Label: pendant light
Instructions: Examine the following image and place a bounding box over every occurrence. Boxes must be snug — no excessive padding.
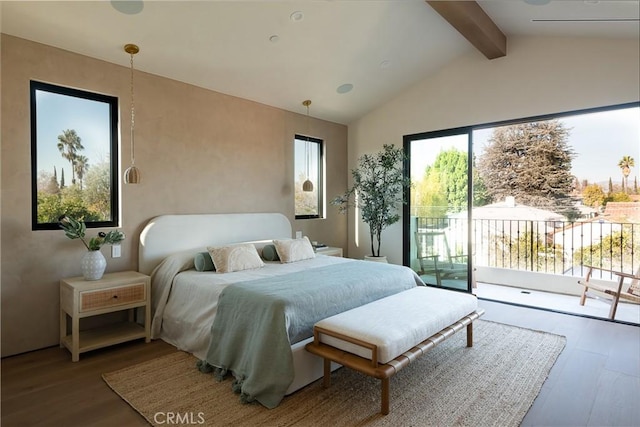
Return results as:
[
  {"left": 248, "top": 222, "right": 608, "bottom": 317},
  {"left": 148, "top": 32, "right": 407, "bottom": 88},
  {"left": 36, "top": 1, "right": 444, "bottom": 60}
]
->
[
  {"left": 302, "top": 100, "right": 314, "bottom": 192},
  {"left": 124, "top": 43, "right": 140, "bottom": 184}
]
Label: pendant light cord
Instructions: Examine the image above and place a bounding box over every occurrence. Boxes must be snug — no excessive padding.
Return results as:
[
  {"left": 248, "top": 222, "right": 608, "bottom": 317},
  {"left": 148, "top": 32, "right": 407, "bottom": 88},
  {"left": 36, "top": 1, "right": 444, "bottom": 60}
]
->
[
  {"left": 129, "top": 52, "right": 136, "bottom": 167},
  {"left": 301, "top": 99, "right": 314, "bottom": 192},
  {"left": 306, "top": 103, "right": 310, "bottom": 179}
]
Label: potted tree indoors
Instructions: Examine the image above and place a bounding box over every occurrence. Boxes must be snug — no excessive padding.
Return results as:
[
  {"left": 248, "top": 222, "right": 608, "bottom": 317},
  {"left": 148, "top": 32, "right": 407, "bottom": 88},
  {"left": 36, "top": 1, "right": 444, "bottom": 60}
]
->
[{"left": 332, "top": 144, "right": 410, "bottom": 261}]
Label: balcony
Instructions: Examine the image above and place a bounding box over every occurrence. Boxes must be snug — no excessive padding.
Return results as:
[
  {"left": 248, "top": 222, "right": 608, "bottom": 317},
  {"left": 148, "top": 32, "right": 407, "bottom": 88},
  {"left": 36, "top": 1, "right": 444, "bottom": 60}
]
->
[
  {"left": 475, "top": 280, "right": 640, "bottom": 324},
  {"left": 411, "top": 217, "right": 640, "bottom": 324}
]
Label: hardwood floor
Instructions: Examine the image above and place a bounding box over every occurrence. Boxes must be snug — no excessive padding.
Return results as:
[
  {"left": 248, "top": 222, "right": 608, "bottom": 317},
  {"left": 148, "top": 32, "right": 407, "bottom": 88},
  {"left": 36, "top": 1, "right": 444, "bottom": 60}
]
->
[
  {"left": 479, "top": 300, "right": 640, "bottom": 427},
  {"left": 1, "top": 339, "right": 177, "bottom": 427},
  {"left": 1, "top": 301, "right": 639, "bottom": 426}
]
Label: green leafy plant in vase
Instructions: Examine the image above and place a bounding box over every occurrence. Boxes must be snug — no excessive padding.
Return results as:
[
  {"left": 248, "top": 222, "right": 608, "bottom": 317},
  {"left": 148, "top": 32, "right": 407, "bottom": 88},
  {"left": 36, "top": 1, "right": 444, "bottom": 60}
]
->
[{"left": 59, "top": 216, "right": 125, "bottom": 280}]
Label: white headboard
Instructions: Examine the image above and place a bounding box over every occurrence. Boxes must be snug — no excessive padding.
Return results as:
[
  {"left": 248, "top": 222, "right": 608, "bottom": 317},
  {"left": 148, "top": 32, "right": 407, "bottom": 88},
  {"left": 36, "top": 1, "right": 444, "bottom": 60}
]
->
[{"left": 138, "top": 213, "right": 292, "bottom": 274}]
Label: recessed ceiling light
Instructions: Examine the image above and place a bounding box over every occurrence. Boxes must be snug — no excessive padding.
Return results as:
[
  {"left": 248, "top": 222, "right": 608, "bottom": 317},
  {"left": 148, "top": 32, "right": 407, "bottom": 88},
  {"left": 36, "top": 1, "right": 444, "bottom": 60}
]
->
[
  {"left": 269, "top": 35, "right": 280, "bottom": 43},
  {"left": 337, "top": 83, "right": 353, "bottom": 94},
  {"left": 111, "top": 0, "right": 144, "bottom": 15},
  {"left": 290, "top": 11, "right": 304, "bottom": 22}
]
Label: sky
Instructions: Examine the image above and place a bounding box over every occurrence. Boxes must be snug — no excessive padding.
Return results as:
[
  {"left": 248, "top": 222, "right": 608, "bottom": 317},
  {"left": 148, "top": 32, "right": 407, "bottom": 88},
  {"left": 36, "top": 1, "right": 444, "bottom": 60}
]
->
[
  {"left": 38, "top": 89, "right": 637, "bottom": 192},
  {"left": 36, "top": 89, "right": 112, "bottom": 183},
  {"left": 412, "top": 105, "right": 640, "bottom": 186}
]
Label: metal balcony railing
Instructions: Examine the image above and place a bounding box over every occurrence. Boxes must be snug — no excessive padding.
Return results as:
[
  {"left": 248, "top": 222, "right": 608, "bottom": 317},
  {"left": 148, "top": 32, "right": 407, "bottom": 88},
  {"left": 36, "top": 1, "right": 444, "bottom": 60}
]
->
[{"left": 414, "top": 217, "right": 638, "bottom": 279}]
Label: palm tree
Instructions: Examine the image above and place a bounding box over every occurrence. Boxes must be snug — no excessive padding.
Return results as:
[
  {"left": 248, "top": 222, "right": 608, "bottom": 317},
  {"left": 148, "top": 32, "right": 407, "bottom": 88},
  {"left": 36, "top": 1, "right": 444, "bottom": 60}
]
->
[
  {"left": 74, "top": 155, "right": 89, "bottom": 190},
  {"left": 57, "top": 129, "right": 84, "bottom": 185},
  {"left": 618, "top": 155, "right": 635, "bottom": 194}
]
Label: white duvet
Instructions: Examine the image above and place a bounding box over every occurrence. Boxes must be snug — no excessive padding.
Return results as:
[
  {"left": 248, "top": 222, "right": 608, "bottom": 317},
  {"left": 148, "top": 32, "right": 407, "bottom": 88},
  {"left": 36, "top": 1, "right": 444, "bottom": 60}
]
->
[{"left": 150, "top": 252, "right": 354, "bottom": 359}]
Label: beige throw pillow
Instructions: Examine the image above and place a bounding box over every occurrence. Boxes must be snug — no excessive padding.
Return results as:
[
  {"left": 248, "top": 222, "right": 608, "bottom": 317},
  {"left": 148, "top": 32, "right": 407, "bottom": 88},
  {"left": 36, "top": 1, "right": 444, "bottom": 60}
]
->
[
  {"left": 207, "top": 243, "right": 264, "bottom": 273},
  {"left": 273, "top": 236, "right": 316, "bottom": 263}
]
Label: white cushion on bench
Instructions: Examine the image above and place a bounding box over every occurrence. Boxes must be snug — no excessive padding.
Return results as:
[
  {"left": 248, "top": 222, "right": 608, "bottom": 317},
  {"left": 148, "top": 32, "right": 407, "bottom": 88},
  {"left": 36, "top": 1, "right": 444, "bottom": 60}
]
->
[{"left": 315, "top": 287, "right": 477, "bottom": 364}]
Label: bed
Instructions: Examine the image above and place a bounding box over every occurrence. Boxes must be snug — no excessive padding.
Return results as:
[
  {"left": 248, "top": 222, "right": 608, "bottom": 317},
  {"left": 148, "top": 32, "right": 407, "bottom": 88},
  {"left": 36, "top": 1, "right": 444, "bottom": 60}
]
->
[{"left": 139, "top": 213, "right": 424, "bottom": 408}]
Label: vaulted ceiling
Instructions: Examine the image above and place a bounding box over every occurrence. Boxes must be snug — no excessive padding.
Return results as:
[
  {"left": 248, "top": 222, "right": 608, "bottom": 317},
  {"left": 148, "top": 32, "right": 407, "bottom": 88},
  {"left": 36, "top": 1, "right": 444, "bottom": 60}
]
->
[{"left": 1, "top": 1, "right": 638, "bottom": 124}]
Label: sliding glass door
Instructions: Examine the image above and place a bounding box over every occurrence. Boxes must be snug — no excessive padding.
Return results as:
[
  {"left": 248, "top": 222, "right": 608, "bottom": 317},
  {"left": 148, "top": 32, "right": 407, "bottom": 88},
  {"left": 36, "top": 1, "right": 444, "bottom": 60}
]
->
[{"left": 403, "top": 128, "right": 472, "bottom": 292}]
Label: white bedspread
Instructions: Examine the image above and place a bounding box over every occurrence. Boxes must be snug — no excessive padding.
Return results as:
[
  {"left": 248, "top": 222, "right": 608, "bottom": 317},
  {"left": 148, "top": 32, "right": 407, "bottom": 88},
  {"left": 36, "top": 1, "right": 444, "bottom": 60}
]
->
[{"left": 150, "top": 253, "right": 354, "bottom": 358}]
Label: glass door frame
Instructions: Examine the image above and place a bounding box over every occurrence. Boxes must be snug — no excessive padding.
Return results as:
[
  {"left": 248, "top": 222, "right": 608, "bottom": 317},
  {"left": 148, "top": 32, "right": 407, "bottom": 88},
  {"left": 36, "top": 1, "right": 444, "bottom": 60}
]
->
[{"left": 403, "top": 126, "right": 474, "bottom": 293}]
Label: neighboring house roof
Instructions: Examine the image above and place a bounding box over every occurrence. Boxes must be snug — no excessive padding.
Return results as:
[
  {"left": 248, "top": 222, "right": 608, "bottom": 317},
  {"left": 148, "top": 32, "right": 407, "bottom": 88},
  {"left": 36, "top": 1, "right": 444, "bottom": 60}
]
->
[
  {"left": 602, "top": 202, "right": 640, "bottom": 222},
  {"left": 460, "top": 197, "right": 567, "bottom": 222}
]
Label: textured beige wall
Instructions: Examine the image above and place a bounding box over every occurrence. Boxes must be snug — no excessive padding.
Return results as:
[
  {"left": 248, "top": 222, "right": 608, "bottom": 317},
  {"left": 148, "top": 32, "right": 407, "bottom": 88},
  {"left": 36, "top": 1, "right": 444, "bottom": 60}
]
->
[
  {"left": 348, "top": 36, "right": 640, "bottom": 264},
  {"left": 0, "top": 35, "right": 347, "bottom": 357}
]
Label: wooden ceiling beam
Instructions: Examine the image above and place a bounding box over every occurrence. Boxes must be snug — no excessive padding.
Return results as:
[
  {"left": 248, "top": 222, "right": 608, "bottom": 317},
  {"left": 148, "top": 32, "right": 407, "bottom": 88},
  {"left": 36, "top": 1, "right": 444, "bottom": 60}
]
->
[{"left": 426, "top": 1, "right": 507, "bottom": 59}]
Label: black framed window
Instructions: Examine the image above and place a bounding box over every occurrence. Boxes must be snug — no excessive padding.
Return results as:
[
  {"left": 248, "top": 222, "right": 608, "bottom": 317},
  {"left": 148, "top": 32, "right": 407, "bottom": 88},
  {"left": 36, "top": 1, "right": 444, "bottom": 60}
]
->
[
  {"left": 403, "top": 127, "right": 473, "bottom": 293},
  {"left": 31, "top": 81, "right": 119, "bottom": 230},
  {"left": 403, "top": 101, "right": 639, "bottom": 294},
  {"left": 294, "top": 135, "right": 324, "bottom": 219}
]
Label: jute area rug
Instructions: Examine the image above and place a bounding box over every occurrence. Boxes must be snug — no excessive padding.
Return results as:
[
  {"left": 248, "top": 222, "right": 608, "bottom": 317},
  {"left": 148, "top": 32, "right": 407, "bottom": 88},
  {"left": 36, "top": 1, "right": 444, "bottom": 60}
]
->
[{"left": 103, "top": 320, "right": 565, "bottom": 427}]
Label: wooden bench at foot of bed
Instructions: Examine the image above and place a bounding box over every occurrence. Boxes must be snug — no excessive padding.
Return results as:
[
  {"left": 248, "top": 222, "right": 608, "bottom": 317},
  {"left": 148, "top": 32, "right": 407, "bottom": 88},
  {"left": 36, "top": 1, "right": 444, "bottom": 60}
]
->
[{"left": 305, "top": 286, "right": 485, "bottom": 415}]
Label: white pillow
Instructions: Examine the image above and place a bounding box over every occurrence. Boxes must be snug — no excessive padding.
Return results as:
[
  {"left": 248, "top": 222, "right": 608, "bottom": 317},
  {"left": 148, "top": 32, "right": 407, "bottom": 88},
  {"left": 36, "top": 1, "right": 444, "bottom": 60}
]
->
[
  {"left": 207, "top": 243, "right": 265, "bottom": 273},
  {"left": 273, "top": 236, "right": 316, "bottom": 263}
]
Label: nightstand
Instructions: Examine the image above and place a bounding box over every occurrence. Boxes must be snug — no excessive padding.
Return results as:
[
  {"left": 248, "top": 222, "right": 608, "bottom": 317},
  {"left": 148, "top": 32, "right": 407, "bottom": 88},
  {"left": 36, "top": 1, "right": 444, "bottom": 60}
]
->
[
  {"left": 60, "top": 271, "right": 150, "bottom": 362},
  {"left": 316, "top": 246, "right": 343, "bottom": 257}
]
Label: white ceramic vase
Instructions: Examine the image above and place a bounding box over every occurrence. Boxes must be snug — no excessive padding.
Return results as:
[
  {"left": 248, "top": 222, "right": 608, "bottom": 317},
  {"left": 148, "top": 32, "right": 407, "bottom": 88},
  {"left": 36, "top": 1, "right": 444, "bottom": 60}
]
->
[{"left": 81, "top": 250, "right": 107, "bottom": 281}]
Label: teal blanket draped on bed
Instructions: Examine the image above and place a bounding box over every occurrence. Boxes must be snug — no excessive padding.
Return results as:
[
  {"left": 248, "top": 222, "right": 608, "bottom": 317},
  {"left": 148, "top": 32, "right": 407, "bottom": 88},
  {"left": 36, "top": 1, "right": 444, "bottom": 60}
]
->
[{"left": 201, "top": 260, "right": 422, "bottom": 409}]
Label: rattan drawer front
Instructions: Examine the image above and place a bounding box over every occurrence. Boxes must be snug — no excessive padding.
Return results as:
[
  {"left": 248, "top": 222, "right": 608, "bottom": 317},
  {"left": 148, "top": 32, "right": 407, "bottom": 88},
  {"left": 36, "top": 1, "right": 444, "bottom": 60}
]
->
[{"left": 80, "top": 283, "right": 146, "bottom": 312}]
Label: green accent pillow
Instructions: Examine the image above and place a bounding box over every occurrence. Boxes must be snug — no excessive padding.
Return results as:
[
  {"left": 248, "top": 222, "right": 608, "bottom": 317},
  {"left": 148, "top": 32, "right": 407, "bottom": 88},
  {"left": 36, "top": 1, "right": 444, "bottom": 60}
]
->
[
  {"left": 261, "top": 244, "right": 280, "bottom": 261},
  {"left": 194, "top": 252, "right": 215, "bottom": 272}
]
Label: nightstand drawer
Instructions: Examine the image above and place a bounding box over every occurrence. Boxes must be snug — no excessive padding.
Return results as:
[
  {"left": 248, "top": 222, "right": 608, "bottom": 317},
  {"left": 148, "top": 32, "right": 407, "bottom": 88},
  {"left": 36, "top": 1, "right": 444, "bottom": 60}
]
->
[{"left": 80, "top": 283, "right": 146, "bottom": 312}]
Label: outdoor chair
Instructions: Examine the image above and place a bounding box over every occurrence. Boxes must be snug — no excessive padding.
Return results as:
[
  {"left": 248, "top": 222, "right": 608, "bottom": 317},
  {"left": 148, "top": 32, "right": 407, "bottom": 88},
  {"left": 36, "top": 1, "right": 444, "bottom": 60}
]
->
[
  {"left": 415, "top": 230, "right": 468, "bottom": 286},
  {"left": 578, "top": 265, "right": 640, "bottom": 320}
]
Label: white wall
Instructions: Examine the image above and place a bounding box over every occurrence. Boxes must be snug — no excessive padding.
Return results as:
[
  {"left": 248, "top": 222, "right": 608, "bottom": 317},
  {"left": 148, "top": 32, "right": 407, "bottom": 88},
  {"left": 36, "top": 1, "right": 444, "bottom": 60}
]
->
[{"left": 347, "top": 36, "right": 640, "bottom": 264}]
